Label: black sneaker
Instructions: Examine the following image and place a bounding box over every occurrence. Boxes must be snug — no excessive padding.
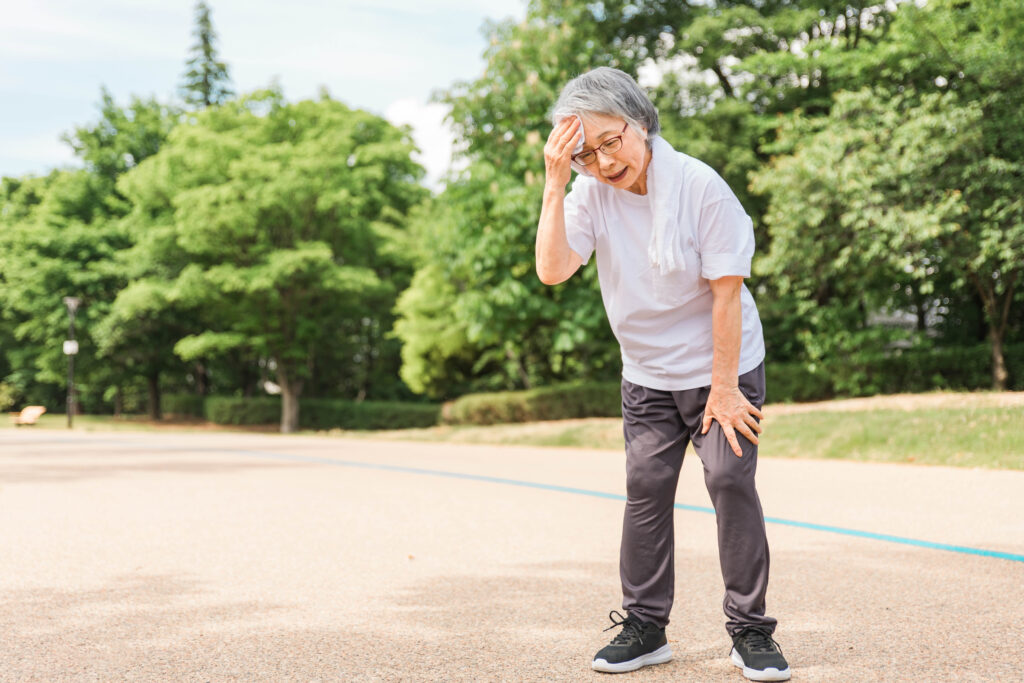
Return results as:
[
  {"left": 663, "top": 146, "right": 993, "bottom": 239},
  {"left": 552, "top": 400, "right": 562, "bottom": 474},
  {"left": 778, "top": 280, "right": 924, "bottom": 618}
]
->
[
  {"left": 591, "top": 610, "right": 672, "bottom": 673},
  {"left": 730, "top": 626, "right": 791, "bottom": 681}
]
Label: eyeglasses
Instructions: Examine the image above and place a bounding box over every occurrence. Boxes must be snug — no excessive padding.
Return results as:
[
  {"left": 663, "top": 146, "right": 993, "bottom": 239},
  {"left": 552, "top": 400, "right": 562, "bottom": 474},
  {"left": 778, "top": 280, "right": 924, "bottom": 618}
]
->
[{"left": 572, "top": 122, "right": 628, "bottom": 166}]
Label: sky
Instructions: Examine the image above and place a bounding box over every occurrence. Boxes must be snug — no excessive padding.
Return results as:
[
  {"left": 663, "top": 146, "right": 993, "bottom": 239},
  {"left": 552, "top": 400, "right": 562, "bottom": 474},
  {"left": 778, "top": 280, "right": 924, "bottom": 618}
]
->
[{"left": 0, "top": 0, "right": 528, "bottom": 190}]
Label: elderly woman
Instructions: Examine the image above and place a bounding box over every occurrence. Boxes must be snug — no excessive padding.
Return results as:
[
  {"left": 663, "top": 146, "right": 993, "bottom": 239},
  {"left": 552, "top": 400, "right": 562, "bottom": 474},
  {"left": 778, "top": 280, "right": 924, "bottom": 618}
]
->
[{"left": 536, "top": 67, "right": 789, "bottom": 682}]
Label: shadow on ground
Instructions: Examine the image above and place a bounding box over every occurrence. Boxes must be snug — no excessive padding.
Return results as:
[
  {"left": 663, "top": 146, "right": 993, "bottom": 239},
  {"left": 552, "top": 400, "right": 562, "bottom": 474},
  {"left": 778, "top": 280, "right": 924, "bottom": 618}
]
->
[{"left": 3, "top": 533, "right": 1021, "bottom": 681}]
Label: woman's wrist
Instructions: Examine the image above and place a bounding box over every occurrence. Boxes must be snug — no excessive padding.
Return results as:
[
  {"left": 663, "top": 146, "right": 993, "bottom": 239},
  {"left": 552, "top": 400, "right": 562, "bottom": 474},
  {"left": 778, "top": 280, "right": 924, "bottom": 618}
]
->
[
  {"left": 709, "top": 382, "right": 739, "bottom": 395},
  {"left": 543, "top": 179, "right": 566, "bottom": 197}
]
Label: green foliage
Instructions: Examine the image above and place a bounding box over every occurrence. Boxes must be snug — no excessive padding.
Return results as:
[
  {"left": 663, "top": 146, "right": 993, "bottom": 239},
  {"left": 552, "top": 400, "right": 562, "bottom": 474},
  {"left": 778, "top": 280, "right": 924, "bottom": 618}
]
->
[
  {"left": 438, "top": 342, "right": 1024, "bottom": 425},
  {"left": 765, "top": 362, "right": 834, "bottom": 403},
  {"left": 301, "top": 399, "right": 441, "bottom": 431},
  {"left": 0, "top": 197, "right": 132, "bottom": 410},
  {"left": 115, "top": 92, "right": 426, "bottom": 429},
  {"left": 204, "top": 396, "right": 279, "bottom": 424},
  {"left": 1, "top": 90, "right": 181, "bottom": 416},
  {"left": 0, "top": 382, "right": 18, "bottom": 411},
  {"left": 858, "top": 345, "right": 1002, "bottom": 395},
  {"left": 92, "top": 278, "right": 191, "bottom": 391},
  {"left": 162, "top": 393, "right": 205, "bottom": 417},
  {"left": 442, "top": 382, "right": 622, "bottom": 426},
  {"left": 179, "top": 1, "right": 233, "bottom": 108},
  {"left": 754, "top": 18, "right": 1024, "bottom": 386},
  {"left": 393, "top": 161, "right": 617, "bottom": 398},
  {"left": 4, "top": 0, "right": 1023, "bottom": 418},
  {"left": 203, "top": 396, "right": 440, "bottom": 430},
  {"left": 766, "top": 343, "right": 1024, "bottom": 402},
  {"left": 392, "top": 0, "right": 1021, "bottom": 399}
]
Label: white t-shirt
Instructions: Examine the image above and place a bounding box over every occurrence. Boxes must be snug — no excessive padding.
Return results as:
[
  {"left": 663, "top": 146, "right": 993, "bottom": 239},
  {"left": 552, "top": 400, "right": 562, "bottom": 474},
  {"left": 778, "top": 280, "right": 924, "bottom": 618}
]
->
[{"left": 563, "top": 151, "right": 765, "bottom": 391}]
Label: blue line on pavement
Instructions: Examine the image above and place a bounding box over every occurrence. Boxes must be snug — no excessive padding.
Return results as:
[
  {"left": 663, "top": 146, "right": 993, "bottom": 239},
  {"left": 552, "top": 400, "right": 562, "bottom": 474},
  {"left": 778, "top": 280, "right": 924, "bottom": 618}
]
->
[
  {"left": 222, "top": 448, "right": 1024, "bottom": 564},
  {"left": 9, "top": 437, "right": 1023, "bottom": 563}
]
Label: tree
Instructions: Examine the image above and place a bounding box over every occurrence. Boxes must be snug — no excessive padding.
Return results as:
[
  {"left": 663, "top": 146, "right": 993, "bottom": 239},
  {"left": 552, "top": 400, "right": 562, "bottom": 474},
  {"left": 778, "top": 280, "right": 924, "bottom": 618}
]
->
[
  {"left": 179, "top": 1, "right": 234, "bottom": 108},
  {"left": 752, "top": 0, "right": 1024, "bottom": 390},
  {"left": 1, "top": 86, "right": 180, "bottom": 414},
  {"left": 118, "top": 90, "right": 425, "bottom": 431},
  {"left": 92, "top": 279, "right": 195, "bottom": 419},
  {"left": 0, "top": 171, "right": 133, "bottom": 412},
  {"left": 751, "top": 92, "right": 949, "bottom": 391}
]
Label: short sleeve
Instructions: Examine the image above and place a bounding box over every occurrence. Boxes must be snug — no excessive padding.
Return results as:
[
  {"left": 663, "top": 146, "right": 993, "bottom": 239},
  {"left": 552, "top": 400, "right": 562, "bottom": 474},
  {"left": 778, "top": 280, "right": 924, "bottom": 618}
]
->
[
  {"left": 696, "top": 175, "right": 755, "bottom": 280},
  {"left": 563, "top": 180, "right": 596, "bottom": 265}
]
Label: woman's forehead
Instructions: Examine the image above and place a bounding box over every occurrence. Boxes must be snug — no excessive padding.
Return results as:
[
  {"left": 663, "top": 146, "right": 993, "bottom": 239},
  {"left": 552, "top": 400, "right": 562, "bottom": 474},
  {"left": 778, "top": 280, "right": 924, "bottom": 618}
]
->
[{"left": 580, "top": 112, "right": 624, "bottom": 139}]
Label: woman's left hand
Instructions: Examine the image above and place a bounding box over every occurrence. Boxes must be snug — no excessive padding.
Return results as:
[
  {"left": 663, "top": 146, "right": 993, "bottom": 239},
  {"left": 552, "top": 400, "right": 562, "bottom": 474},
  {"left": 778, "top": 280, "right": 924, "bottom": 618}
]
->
[{"left": 701, "top": 385, "right": 763, "bottom": 457}]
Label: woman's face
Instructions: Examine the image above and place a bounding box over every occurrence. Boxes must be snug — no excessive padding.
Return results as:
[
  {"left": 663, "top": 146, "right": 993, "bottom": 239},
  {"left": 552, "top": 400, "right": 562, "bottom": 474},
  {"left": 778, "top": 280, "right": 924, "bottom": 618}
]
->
[{"left": 578, "top": 112, "right": 651, "bottom": 194}]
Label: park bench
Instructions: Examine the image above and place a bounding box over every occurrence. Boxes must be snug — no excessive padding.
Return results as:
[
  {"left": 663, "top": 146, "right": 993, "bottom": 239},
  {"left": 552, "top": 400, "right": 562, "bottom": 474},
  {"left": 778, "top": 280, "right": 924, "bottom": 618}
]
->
[{"left": 10, "top": 405, "right": 46, "bottom": 426}]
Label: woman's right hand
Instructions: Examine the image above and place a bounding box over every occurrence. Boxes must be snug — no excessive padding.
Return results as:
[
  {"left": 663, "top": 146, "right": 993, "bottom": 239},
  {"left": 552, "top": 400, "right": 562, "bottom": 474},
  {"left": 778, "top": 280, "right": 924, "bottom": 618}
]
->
[{"left": 543, "top": 117, "right": 581, "bottom": 189}]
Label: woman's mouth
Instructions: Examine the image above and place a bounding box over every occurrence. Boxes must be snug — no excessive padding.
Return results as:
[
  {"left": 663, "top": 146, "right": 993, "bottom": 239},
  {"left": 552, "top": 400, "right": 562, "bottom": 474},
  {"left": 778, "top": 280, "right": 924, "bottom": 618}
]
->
[{"left": 606, "top": 167, "right": 628, "bottom": 183}]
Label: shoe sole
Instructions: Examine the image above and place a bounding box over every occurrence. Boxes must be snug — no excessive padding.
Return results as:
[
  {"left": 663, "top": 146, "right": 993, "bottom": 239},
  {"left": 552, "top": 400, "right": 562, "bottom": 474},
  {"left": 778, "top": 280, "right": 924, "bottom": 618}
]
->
[
  {"left": 730, "top": 648, "right": 791, "bottom": 681},
  {"left": 592, "top": 644, "right": 673, "bottom": 673}
]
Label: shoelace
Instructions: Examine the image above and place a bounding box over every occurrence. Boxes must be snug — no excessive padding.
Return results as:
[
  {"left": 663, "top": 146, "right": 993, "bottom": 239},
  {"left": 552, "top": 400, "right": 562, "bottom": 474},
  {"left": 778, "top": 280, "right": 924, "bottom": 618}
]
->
[
  {"left": 737, "top": 626, "right": 783, "bottom": 654},
  {"left": 603, "top": 610, "right": 646, "bottom": 646}
]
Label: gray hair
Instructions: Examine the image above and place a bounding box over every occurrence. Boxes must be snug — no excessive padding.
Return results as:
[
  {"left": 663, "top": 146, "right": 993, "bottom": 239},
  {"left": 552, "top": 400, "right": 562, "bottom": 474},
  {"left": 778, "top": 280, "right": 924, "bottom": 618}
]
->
[{"left": 550, "top": 67, "right": 660, "bottom": 141}]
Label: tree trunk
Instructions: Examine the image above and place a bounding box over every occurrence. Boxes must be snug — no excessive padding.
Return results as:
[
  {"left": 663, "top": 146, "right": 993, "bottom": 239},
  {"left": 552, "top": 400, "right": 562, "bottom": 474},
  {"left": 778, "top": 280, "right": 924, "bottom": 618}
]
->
[
  {"left": 242, "top": 360, "right": 258, "bottom": 397},
  {"left": 506, "top": 347, "right": 532, "bottom": 389},
  {"left": 710, "top": 62, "right": 735, "bottom": 98},
  {"left": 993, "top": 273, "right": 1017, "bottom": 391},
  {"left": 970, "top": 272, "right": 1013, "bottom": 391},
  {"left": 277, "top": 367, "right": 303, "bottom": 434},
  {"left": 114, "top": 386, "right": 123, "bottom": 418},
  {"left": 147, "top": 371, "right": 162, "bottom": 421},
  {"left": 195, "top": 361, "right": 210, "bottom": 396},
  {"left": 990, "top": 326, "right": 1008, "bottom": 391}
]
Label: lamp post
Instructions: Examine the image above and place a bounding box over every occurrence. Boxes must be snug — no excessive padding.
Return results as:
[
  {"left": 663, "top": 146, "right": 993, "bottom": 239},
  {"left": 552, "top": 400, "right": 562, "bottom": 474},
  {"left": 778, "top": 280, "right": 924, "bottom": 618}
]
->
[{"left": 63, "top": 297, "right": 80, "bottom": 429}]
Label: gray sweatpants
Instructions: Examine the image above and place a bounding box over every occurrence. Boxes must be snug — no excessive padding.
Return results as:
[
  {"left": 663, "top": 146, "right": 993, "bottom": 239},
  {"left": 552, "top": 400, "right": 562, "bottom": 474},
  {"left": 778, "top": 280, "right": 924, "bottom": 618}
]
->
[{"left": 619, "top": 362, "right": 777, "bottom": 636}]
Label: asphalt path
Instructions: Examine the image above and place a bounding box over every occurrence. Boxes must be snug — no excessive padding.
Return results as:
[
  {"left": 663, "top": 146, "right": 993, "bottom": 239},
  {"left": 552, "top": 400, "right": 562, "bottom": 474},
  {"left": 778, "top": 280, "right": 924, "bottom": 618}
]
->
[{"left": 2, "top": 429, "right": 1022, "bottom": 682}]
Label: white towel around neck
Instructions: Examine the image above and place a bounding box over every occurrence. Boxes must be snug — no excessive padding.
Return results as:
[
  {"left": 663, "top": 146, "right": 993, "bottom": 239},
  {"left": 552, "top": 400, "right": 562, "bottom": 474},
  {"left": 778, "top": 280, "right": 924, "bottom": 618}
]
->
[{"left": 645, "top": 135, "right": 686, "bottom": 275}]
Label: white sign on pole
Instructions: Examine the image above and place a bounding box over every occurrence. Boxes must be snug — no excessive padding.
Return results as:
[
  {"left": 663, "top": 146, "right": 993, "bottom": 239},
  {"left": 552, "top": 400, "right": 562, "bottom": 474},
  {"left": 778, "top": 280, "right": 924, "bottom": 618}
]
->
[{"left": 63, "top": 340, "right": 79, "bottom": 355}]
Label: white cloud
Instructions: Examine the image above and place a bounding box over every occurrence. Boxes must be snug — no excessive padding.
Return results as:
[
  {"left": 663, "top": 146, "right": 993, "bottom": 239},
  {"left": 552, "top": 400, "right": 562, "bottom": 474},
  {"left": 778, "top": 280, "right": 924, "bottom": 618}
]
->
[{"left": 384, "top": 98, "right": 457, "bottom": 193}]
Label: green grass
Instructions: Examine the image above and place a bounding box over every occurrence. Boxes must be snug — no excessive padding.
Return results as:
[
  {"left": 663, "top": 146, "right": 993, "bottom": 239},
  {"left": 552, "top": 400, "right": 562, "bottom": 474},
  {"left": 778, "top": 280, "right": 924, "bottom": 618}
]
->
[
  {"left": 764, "top": 407, "right": 1024, "bottom": 469},
  {"left": 6, "top": 398, "right": 1023, "bottom": 470},
  {"left": 336, "top": 418, "right": 626, "bottom": 450},
  {"left": 349, "top": 403, "right": 1024, "bottom": 470}
]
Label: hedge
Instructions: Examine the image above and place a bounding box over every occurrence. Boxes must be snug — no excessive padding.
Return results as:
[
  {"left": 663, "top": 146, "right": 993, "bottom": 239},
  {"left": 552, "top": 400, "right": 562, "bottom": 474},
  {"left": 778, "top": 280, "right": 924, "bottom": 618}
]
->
[
  {"left": 204, "top": 397, "right": 280, "bottom": 425},
  {"left": 805, "top": 342, "right": 1024, "bottom": 399},
  {"left": 300, "top": 399, "right": 440, "bottom": 431},
  {"left": 765, "top": 362, "right": 834, "bottom": 403},
  {"left": 442, "top": 382, "right": 622, "bottom": 425},
  {"left": 440, "top": 342, "right": 1024, "bottom": 425},
  {"left": 163, "top": 393, "right": 206, "bottom": 418},
  {"left": 163, "top": 342, "right": 1023, "bottom": 429},
  {"left": 202, "top": 396, "right": 440, "bottom": 430}
]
